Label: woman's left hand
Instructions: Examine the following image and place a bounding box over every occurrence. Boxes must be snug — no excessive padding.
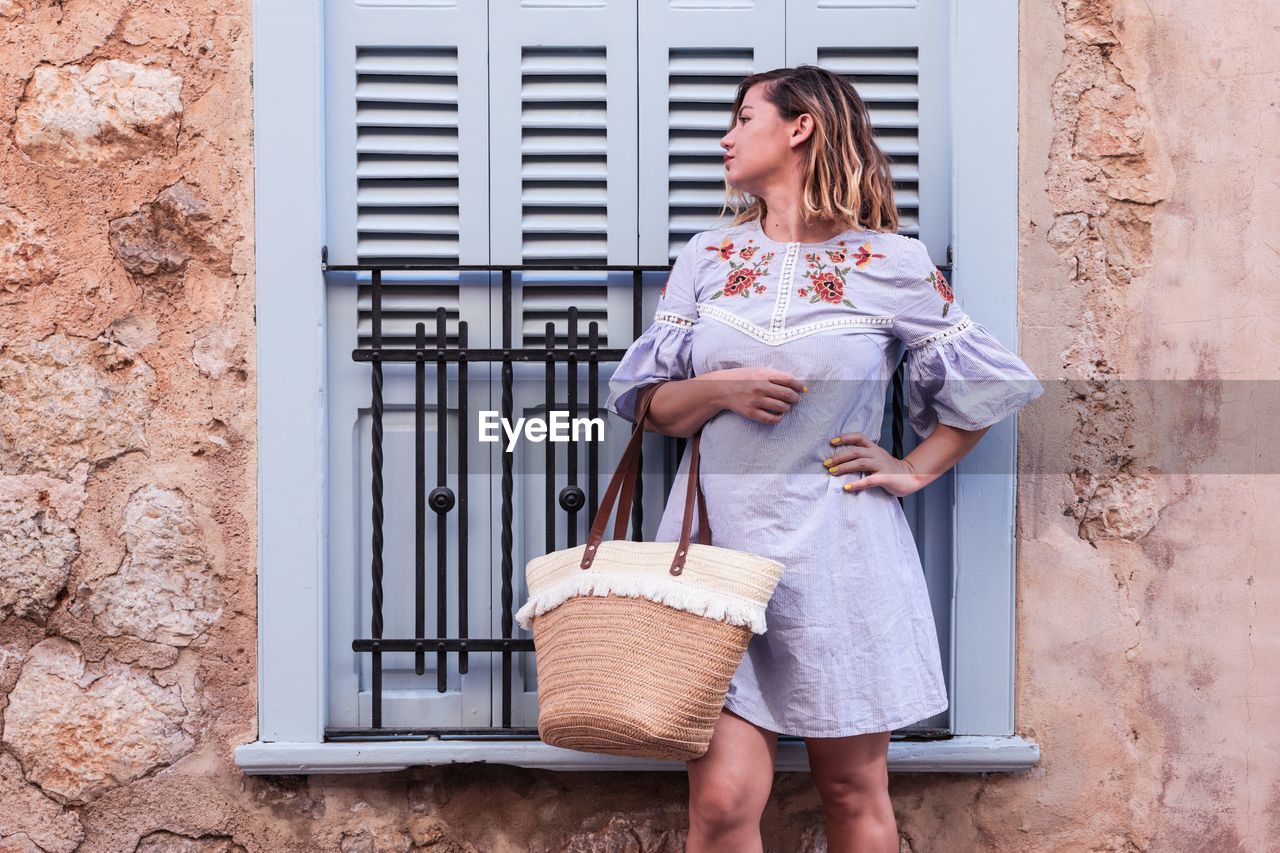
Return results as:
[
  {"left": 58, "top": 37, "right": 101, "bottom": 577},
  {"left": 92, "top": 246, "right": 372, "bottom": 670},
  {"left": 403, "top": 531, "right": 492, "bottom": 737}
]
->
[{"left": 823, "top": 432, "right": 925, "bottom": 498}]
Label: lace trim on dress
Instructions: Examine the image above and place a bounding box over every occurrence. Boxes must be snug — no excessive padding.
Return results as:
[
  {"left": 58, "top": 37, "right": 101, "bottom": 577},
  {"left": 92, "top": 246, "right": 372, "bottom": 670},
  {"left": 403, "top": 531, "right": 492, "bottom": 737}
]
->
[
  {"left": 654, "top": 311, "right": 695, "bottom": 328},
  {"left": 905, "top": 315, "right": 975, "bottom": 351},
  {"left": 697, "top": 303, "right": 893, "bottom": 347},
  {"left": 769, "top": 243, "right": 801, "bottom": 332}
]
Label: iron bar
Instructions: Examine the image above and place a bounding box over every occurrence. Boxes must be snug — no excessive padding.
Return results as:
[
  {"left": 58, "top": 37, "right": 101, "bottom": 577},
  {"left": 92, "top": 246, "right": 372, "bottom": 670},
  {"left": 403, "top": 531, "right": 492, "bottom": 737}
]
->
[
  {"left": 414, "top": 323, "right": 426, "bottom": 678},
  {"left": 500, "top": 270, "right": 515, "bottom": 729},
  {"left": 457, "top": 320, "right": 469, "bottom": 675},
  {"left": 434, "top": 307, "right": 450, "bottom": 692},
  {"left": 370, "top": 268, "right": 385, "bottom": 729}
]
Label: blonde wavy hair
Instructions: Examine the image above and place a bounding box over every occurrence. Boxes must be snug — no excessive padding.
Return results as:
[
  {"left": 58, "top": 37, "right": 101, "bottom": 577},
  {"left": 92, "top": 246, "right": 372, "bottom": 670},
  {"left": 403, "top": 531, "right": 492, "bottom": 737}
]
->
[{"left": 720, "top": 66, "right": 899, "bottom": 234}]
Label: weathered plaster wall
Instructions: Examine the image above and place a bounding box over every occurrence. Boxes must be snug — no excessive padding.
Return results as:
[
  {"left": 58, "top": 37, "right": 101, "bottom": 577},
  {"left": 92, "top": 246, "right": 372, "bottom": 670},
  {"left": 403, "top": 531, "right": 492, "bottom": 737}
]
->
[
  {"left": 1010, "top": 0, "right": 1280, "bottom": 850},
  {"left": 0, "top": 0, "right": 1275, "bottom": 850}
]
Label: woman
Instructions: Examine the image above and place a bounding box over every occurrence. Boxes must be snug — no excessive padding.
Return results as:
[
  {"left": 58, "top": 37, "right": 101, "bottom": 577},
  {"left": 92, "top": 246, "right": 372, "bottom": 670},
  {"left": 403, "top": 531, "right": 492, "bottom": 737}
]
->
[{"left": 604, "top": 66, "right": 1043, "bottom": 852}]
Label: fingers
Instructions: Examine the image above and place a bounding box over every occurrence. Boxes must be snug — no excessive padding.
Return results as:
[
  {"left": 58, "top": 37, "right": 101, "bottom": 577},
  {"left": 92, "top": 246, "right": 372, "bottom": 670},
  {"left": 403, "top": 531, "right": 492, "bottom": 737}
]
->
[
  {"left": 824, "top": 450, "right": 885, "bottom": 479},
  {"left": 757, "top": 381, "right": 798, "bottom": 404},
  {"left": 764, "top": 371, "right": 807, "bottom": 395},
  {"left": 734, "top": 401, "right": 788, "bottom": 424},
  {"left": 823, "top": 455, "right": 873, "bottom": 477},
  {"left": 829, "top": 432, "right": 874, "bottom": 448},
  {"left": 760, "top": 393, "right": 791, "bottom": 414},
  {"left": 727, "top": 371, "right": 808, "bottom": 425},
  {"left": 752, "top": 379, "right": 803, "bottom": 422},
  {"left": 747, "top": 408, "right": 784, "bottom": 425},
  {"left": 762, "top": 376, "right": 803, "bottom": 394},
  {"left": 822, "top": 436, "right": 882, "bottom": 475},
  {"left": 841, "top": 473, "right": 882, "bottom": 493}
]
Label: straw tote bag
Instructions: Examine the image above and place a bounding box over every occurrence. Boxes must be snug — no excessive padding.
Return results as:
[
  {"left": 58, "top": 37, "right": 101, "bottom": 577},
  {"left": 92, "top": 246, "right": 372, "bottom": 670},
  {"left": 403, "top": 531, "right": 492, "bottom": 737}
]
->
[{"left": 514, "top": 386, "right": 785, "bottom": 761}]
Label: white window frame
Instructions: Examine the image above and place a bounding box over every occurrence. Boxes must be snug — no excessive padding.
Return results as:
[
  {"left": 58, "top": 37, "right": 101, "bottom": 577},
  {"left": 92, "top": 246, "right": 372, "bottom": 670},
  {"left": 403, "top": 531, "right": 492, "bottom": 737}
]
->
[{"left": 235, "top": 0, "right": 1040, "bottom": 774}]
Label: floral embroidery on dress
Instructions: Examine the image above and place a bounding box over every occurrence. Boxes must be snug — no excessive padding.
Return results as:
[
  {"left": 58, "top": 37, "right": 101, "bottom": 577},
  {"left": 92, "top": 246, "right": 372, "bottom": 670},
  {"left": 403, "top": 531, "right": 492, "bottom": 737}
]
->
[
  {"left": 704, "top": 237, "right": 776, "bottom": 300},
  {"left": 705, "top": 237, "right": 739, "bottom": 262},
  {"left": 929, "top": 267, "right": 954, "bottom": 317},
  {"left": 850, "top": 241, "right": 887, "bottom": 268},
  {"left": 795, "top": 243, "right": 857, "bottom": 308}
]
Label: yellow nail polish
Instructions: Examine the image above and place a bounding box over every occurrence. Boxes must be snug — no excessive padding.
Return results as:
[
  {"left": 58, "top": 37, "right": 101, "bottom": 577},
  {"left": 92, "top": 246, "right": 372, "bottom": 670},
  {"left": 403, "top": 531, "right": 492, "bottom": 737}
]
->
[
  {"left": 823, "top": 458, "right": 833, "bottom": 467},
  {"left": 802, "top": 385, "right": 809, "bottom": 393},
  {"left": 843, "top": 483, "right": 854, "bottom": 492},
  {"left": 831, "top": 437, "right": 842, "bottom": 446},
  {"left": 829, "top": 467, "right": 838, "bottom": 475}
]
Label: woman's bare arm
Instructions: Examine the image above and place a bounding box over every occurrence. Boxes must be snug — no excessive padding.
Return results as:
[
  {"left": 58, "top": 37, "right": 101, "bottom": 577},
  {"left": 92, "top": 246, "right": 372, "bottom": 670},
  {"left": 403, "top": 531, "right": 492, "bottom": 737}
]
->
[
  {"left": 900, "top": 422, "right": 989, "bottom": 488},
  {"left": 639, "top": 377, "right": 724, "bottom": 437},
  {"left": 825, "top": 422, "right": 990, "bottom": 497},
  {"left": 641, "top": 367, "right": 807, "bottom": 437}
]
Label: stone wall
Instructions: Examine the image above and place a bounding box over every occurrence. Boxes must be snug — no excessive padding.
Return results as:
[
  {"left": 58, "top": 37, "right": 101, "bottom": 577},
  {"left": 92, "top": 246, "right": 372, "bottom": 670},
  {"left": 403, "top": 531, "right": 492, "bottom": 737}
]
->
[{"left": 0, "top": 0, "right": 1275, "bottom": 850}]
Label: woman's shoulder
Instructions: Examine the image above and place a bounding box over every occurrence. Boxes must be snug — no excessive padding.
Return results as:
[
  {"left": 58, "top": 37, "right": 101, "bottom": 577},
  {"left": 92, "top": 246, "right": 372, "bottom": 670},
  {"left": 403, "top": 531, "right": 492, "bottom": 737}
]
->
[
  {"left": 686, "top": 222, "right": 758, "bottom": 262},
  {"left": 671, "top": 224, "right": 759, "bottom": 296},
  {"left": 852, "top": 228, "right": 914, "bottom": 257}
]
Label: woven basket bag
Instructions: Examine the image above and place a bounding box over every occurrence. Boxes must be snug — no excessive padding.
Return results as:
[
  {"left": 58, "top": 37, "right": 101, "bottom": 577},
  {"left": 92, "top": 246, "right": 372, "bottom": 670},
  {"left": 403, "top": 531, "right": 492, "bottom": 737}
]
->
[{"left": 514, "top": 388, "right": 785, "bottom": 761}]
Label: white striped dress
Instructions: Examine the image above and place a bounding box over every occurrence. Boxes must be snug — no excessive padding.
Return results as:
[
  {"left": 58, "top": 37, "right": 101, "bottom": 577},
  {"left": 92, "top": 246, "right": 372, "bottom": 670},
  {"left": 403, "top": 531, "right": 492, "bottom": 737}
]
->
[{"left": 605, "top": 219, "right": 1043, "bottom": 737}]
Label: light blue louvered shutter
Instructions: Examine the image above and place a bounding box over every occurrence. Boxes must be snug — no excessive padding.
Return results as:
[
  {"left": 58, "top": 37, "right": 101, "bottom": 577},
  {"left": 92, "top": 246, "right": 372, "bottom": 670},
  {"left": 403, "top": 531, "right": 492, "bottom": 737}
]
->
[
  {"left": 324, "top": 2, "right": 494, "bottom": 730},
  {"left": 489, "top": 1, "right": 638, "bottom": 265},
  {"left": 487, "top": 0, "right": 646, "bottom": 729},
  {"left": 324, "top": 3, "right": 490, "bottom": 265},
  {"left": 639, "top": 1, "right": 787, "bottom": 264}
]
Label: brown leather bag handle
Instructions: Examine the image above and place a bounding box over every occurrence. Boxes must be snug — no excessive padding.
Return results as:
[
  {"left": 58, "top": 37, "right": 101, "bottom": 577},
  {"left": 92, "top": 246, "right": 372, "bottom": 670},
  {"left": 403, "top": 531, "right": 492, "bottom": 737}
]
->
[
  {"left": 580, "top": 383, "right": 711, "bottom": 574},
  {"left": 609, "top": 385, "right": 712, "bottom": 542},
  {"left": 606, "top": 384, "right": 650, "bottom": 537},
  {"left": 610, "top": 384, "right": 654, "bottom": 542}
]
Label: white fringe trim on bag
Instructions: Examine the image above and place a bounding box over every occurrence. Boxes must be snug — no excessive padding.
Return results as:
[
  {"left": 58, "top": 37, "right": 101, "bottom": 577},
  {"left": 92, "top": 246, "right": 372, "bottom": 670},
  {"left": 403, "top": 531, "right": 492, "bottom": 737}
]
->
[{"left": 514, "top": 570, "right": 769, "bottom": 634}]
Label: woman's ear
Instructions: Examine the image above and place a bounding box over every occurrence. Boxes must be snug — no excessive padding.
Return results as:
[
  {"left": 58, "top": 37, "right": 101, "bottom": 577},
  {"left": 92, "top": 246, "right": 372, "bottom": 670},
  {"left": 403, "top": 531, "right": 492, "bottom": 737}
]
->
[{"left": 789, "top": 114, "right": 816, "bottom": 148}]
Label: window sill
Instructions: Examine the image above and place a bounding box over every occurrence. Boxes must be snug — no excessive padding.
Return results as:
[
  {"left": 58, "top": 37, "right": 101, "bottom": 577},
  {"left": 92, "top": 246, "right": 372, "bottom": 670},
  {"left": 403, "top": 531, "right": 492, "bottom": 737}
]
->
[{"left": 234, "top": 735, "right": 1039, "bottom": 774}]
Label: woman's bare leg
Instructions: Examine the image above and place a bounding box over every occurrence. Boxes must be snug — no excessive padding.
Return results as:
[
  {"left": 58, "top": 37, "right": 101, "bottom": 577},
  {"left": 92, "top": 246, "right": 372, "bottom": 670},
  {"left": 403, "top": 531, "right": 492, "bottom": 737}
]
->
[
  {"left": 685, "top": 707, "right": 779, "bottom": 853},
  {"left": 804, "top": 730, "right": 896, "bottom": 853}
]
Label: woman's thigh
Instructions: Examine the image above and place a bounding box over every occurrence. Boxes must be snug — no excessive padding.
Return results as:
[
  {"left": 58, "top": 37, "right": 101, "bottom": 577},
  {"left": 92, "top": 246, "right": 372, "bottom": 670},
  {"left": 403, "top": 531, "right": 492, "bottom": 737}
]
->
[{"left": 686, "top": 707, "right": 779, "bottom": 819}]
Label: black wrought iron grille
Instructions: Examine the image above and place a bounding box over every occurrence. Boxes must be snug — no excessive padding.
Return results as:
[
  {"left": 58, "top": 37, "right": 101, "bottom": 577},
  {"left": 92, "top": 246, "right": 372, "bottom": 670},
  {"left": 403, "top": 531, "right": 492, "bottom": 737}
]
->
[{"left": 322, "top": 258, "right": 937, "bottom": 741}]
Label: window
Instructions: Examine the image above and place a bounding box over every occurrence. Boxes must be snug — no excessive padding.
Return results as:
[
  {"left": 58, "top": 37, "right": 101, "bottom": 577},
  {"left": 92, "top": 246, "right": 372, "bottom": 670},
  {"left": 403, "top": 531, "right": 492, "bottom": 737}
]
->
[{"left": 237, "top": 0, "right": 1039, "bottom": 774}]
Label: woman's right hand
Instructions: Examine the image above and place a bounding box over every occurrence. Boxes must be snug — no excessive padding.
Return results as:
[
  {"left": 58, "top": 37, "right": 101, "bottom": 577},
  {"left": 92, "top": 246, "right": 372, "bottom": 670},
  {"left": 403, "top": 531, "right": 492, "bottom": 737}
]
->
[{"left": 700, "top": 367, "right": 806, "bottom": 425}]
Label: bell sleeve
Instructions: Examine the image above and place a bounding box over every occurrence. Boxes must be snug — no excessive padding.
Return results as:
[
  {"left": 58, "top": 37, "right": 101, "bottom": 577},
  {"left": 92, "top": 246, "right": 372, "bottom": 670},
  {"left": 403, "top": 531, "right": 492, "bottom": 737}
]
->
[
  {"left": 891, "top": 238, "right": 1044, "bottom": 440},
  {"left": 604, "top": 232, "right": 704, "bottom": 423}
]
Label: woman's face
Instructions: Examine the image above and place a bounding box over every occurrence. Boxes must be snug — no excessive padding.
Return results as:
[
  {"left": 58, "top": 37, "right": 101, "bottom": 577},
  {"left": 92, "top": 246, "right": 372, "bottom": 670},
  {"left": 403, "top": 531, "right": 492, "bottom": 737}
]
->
[{"left": 720, "top": 82, "right": 809, "bottom": 197}]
